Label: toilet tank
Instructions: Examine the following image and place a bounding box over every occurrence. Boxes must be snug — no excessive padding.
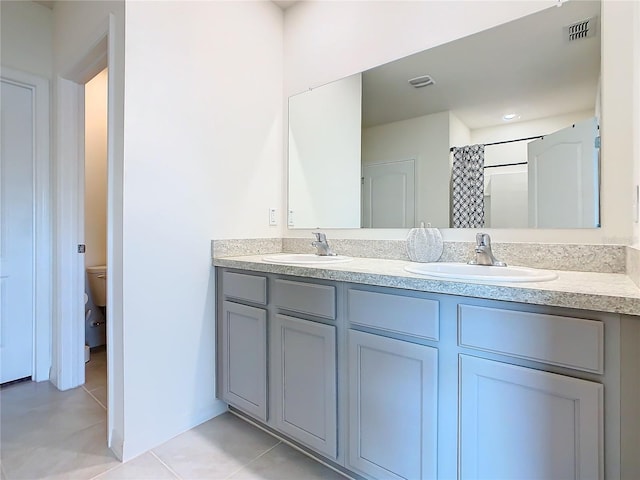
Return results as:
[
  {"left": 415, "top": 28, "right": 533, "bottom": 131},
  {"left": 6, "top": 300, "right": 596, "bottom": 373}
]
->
[{"left": 87, "top": 265, "right": 107, "bottom": 307}]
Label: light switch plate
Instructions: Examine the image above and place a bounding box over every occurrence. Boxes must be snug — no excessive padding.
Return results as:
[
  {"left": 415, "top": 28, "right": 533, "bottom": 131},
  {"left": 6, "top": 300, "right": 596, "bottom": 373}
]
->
[
  {"left": 288, "top": 209, "right": 294, "bottom": 226},
  {"left": 269, "top": 208, "right": 277, "bottom": 226}
]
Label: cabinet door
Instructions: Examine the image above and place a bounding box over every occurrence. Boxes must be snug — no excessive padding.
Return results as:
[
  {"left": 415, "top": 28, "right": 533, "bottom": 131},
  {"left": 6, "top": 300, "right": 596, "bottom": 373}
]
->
[
  {"left": 221, "top": 301, "right": 267, "bottom": 421},
  {"left": 272, "top": 314, "right": 337, "bottom": 458},
  {"left": 348, "top": 330, "right": 438, "bottom": 480},
  {"left": 460, "top": 355, "right": 602, "bottom": 480}
]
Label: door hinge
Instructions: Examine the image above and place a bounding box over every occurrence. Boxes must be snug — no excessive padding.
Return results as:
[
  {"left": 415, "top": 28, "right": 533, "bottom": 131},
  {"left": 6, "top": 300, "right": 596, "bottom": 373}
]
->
[
  {"left": 77, "top": 244, "right": 86, "bottom": 253},
  {"left": 595, "top": 136, "right": 601, "bottom": 149}
]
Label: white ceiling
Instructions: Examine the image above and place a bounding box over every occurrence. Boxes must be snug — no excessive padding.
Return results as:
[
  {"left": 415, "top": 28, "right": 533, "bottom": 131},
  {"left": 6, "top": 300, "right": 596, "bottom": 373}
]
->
[
  {"left": 272, "top": 1, "right": 298, "bottom": 11},
  {"left": 33, "top": 0, "right": 54, "bottom": 9},
  {"left": 35, "top": 1, "right": 298, "bottom": 12},
  {"left": 362, "top": 0, "right": 601, "bottom": 130}
]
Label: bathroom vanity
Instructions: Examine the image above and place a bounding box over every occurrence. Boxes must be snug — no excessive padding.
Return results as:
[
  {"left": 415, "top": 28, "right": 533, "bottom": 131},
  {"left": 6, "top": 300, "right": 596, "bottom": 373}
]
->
[{"left": 214, "top": 255, "right": 640, "bottom": 480}]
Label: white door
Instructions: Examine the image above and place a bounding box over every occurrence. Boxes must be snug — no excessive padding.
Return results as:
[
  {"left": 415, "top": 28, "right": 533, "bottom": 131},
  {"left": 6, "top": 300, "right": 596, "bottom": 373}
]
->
[
  {"left": 527, "top": 117, "right": 599, "bottom": 228},
  {"left": 459, "top": 355, "right": 602, "bottom": 480},
  {"left": 0, "top": 79, "right": 35, "bottom": 384},
  {"left": 362, "top": 159, "right": 415, "bottom": 228}
]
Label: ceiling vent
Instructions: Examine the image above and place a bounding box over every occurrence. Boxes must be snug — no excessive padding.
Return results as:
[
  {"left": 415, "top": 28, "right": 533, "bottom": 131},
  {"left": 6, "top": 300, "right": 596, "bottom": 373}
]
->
[
  {"left": 564, "top": 16, "right": 597, "bottom": 42},
  {"left": 408, "top": 75, "right": 435, "bottom": 88}
]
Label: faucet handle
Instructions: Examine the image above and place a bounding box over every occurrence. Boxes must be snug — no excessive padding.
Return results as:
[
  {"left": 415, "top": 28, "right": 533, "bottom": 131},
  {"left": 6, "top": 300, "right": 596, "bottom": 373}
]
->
[
  {"left": 312, "top": 232, "right": 326, "bottom": 243},
  {"left": 476, "top": 233, "right": 491, "bottom": 247}
]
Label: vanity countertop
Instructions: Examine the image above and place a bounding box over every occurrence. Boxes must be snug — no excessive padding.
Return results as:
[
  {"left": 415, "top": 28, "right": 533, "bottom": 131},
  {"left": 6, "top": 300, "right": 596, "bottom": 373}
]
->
[{"left": 213, "top": 254, "right": 640, "bottom": 316}]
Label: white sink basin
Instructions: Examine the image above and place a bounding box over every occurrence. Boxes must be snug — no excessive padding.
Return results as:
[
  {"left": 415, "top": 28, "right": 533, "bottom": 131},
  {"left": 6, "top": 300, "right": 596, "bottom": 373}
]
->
[
  {"left": 404, "top": 262, "right": 558, "bottom": 283},
  {"left": 262, "top": 254, "right": 353, "bottom": 265}
]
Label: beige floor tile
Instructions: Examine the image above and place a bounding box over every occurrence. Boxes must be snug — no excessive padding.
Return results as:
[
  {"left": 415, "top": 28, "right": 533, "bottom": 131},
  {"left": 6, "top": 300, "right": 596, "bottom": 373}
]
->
[
  {"left": 228, "top": 443, "right": 346, "bottom": 480},
  {"left": 1, "top": 381, "right": 78, "bottom": 417},
  {"left": 1, "top": 421, "right": 119, "bottom": 480},
  {"left": 85, "top": 350, "right": 107, "bottom": 392},
  {"left": 1, "top": 385, "right": 106, "bottom": 463},
  {"left": 85, "top": 385, "right": 107, "bottom": 410},
  {"left": 152, "top": 413, "right": 280, "bottom": 480},
  {"left": 93, "top": 452, "right": 178, "bottom": 480}
]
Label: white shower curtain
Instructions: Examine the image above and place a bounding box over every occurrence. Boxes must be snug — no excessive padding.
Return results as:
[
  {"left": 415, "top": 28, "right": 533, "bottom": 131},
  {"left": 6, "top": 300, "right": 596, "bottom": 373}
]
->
[{"left": 451, "top": 145, "right": 485, "bottom": 228}]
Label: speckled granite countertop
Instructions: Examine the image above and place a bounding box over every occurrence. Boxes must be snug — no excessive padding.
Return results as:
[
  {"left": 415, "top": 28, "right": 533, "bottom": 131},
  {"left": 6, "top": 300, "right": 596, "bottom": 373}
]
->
[{"left": 213, "top": 255, "right": 640, "bottom": 316}]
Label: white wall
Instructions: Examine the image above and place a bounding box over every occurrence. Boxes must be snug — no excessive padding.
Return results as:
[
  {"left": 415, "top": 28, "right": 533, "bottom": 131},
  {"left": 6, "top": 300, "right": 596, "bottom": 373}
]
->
[
  {"left": 122, "top": 0, "right": 283, "bottom": 460},
  {"left": 600, "top": 0, "right": 635, "bottom": 246},
  {"left": 0, "top": 1, "right": 52, "bottom": 78},
  {"left": 471, "top": 110, "right": 595, "bottom": 165},
  {"left": 474, "top": 110, "right": 595, "bottom": 200},
  {"left": 53, "top": 0, "right": 282, "bottom": 462},
  {"left": 362, "top": 111, "right": 450, "bottom": 227},
  {"left": 449, "top": 112, "right": 471, "bottom": 158},
  {"left": 283, "top": 0, "right": 636, "bottom": 245},
  {"left": 84, "top": 68, "right": 108, "bottom": 269},
  {"left": 289, "top": 74, "right": 361, "bottom": 228},
  {"left": 633, "top": 1, "right": 640, "bottom": 248}
]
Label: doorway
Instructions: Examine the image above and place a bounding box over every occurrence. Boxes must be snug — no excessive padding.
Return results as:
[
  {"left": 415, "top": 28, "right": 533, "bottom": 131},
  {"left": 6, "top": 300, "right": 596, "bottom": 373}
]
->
[
  {"left": 83, "top": 68, "right": 109, "bottom": 404},
  {"left": 53, "top": 12, "right": 125, "bottom": 454},
  {"left": 84, "top": 68, "right": 108, "bottom": 352}
]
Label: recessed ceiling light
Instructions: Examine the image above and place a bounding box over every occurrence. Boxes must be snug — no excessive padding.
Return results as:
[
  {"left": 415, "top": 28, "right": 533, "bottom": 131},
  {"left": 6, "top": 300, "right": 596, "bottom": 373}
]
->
[{"left": 503, "top": 113, "right": 519, "bottom": 121}]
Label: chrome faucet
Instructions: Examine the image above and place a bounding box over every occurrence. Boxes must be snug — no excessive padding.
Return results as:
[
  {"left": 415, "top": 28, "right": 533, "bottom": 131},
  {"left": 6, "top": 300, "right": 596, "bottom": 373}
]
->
[
  {"left": 311, "top": 232, "right": 337, "bottom": 256},
  {"left": 468, "top": 233, "right": 506, "bottom": 267}
]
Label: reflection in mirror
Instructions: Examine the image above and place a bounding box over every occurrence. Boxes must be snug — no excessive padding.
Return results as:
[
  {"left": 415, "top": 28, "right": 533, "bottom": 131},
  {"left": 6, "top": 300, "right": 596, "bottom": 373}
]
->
[
  {"left": 289, "top": 74, "right": 362, "bottom": 228},
  {"left": 288, "top": 0, "right": 601, "bottom": 229}
]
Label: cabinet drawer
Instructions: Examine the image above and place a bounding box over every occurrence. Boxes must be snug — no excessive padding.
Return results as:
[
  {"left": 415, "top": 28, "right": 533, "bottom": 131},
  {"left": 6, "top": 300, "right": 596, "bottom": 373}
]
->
[
  {"left": 273, "top": 279, "right": 336, "bottom": 319},
  {"left": 458, "top": 304, "right": 604, "bottom": 373},
  {"left": 348, "top": 289, "right": 439, "bottom": 341},
  {"left": 222, "top": 271, "right": 267, "bottom": 305}
]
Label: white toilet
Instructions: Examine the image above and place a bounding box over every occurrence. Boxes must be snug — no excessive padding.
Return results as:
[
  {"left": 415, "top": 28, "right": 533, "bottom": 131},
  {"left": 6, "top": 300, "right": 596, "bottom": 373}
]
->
[
  {"left": 84, "top": 293, "right": 91, "bottom": 362},
  {"left": 86, "top": 265, "right": 107, "bottom": 307},
  {"left": 86, "top": 265, "right": 107, "bottom": 356}
]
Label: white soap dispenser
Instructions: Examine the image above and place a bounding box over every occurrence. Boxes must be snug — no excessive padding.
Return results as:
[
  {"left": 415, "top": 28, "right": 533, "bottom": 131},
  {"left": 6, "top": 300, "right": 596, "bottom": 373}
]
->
[{"left": 406, "top": 222, "right": 443, "bottom": 263}]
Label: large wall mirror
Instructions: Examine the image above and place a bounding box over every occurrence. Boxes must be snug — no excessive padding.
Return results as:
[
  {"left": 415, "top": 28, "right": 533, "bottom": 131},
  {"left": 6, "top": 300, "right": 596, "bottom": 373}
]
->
[{"left": 288, "top": 0, "right": 601, "bottom": 229}]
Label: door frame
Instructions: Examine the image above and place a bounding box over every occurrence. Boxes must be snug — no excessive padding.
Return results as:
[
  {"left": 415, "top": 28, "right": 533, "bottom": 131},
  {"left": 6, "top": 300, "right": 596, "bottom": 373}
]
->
[
  {"left": 1, "top": 68, "right": 52, "bottom": 382},
  {"left": 52, "top": 19, "right": 112, "bottom": 390},
  {"left": 53, "top": 13, "right": 124, "bottom": 459}
]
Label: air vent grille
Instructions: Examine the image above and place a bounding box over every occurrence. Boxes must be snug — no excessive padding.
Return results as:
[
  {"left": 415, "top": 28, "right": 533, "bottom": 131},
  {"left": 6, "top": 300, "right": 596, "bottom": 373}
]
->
[
  {"left": 408, "top": 75, "right": 435, "bottom": 88},
  {"left": 564, "top": 16, "right": 597, "bottom": 42}
]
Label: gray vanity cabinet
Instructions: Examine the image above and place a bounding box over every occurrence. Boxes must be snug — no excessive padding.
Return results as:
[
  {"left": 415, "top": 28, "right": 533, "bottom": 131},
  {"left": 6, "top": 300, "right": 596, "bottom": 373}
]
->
[
  {"left": 459, "top": 355, "right": 602, "bottom": 480},
  {"left": 216, "top": 267, "right": 629, "bottom": 480},
  {"left": 271, "top": 314, "right": 337, "bottom": 458},
  {"left": 270, "top": 279, "right": 338, "bottom": 458},
  {"left": 220, "top": 300, "right": 268, "bottom": 421},
  {"left": 346, "top": 288, "right": 440, "bottom": 480},
  {"left": 457, "top": 304, "right": 606, "bottom": 480},
  {"left": 348, "top": 330, "right": 438, "bottom": 480}
]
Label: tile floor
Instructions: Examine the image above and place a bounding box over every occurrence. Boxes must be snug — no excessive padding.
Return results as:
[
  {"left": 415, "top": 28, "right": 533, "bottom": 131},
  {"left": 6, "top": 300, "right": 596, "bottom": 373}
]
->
[{"left": 1, "top": 349, "right": 345, "bottom": 480}]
